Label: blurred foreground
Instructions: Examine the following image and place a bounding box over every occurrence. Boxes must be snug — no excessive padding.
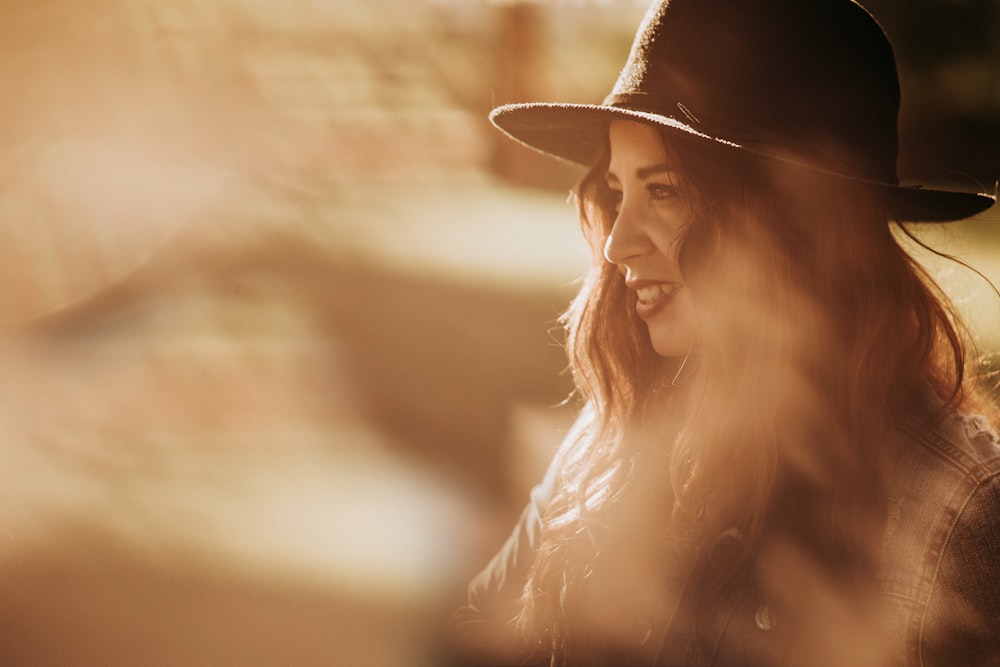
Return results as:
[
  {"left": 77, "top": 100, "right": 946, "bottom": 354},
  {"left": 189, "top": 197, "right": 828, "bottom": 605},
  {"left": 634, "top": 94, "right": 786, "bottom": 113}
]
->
[{"left": 0, "top": 1, "right": 997, "bottom": 665}]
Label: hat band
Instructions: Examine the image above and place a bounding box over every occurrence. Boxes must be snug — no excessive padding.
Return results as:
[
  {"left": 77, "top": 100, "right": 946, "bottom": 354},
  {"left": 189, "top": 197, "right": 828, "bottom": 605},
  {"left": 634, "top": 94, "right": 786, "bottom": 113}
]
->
[
  {"left": 603, "top": 91, "right": 900, "bottom": 186},
  {"left": 603, "top": 91, "right": 693, "bottom": 123}
]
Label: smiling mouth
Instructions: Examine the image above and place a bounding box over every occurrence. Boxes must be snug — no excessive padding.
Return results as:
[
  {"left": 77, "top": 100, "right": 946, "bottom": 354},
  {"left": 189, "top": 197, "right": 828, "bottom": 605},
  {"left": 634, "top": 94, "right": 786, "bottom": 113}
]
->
[{"left": 635, "top": 283, "right": 681, "bottom": 306}]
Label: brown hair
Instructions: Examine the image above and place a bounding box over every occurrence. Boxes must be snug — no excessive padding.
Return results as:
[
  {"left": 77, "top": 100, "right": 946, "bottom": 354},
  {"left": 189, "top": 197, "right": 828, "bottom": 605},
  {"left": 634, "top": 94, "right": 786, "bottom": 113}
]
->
[{"left": 515, "top": 127, "right": 989, "bottom": 664}]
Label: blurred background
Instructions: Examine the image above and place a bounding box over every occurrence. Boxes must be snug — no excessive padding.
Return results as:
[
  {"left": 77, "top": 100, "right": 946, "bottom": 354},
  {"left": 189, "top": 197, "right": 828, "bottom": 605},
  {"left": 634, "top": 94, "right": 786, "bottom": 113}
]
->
[{"left": 0, "top": 1, "right": 996, "bottom": 665}]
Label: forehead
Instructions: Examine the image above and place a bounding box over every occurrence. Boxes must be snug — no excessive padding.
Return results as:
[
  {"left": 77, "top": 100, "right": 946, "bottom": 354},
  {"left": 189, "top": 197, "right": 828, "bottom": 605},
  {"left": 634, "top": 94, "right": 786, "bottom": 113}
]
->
[{"left": 607, "top": 120, "right": 671, "bottom": 175}]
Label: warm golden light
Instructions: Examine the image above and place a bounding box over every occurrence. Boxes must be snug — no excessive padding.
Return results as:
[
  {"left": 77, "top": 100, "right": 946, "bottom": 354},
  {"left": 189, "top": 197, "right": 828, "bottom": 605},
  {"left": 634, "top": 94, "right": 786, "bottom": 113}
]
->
[{"left": 0, "top": 1, "right": 995, "bottom": 665}]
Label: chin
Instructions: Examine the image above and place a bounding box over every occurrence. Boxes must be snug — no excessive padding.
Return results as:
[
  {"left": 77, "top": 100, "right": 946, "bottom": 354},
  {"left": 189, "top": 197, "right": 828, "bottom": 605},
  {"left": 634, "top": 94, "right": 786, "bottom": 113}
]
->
[
  {"left": 645, "top": 293, "right": 698, "bottom": 359},
  {"left": 649, "top": 331, "right": 695, "bottom": 358},
  {"left": 646, "top": 307, "right": 698, "bottom": 356}
]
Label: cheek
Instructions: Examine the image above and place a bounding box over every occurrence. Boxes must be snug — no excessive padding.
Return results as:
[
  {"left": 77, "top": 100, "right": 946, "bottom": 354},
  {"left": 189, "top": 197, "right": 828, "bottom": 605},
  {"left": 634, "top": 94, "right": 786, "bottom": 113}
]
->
[{"left": 650, "top": 219, "right": 688, "bottom": 263}]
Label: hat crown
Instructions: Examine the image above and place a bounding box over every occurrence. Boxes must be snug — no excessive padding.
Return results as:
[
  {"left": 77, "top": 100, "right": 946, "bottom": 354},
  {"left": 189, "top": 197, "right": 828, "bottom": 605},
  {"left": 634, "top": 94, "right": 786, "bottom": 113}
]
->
[{"left": 607, "top": 0, "right": 901, "bottom": 183}]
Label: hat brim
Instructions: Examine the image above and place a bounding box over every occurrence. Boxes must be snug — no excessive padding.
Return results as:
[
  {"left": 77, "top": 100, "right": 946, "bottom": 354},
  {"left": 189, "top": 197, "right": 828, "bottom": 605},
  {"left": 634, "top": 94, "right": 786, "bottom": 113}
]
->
[{"left": 490, "top": 102, "right": 995, "bottom": 223}]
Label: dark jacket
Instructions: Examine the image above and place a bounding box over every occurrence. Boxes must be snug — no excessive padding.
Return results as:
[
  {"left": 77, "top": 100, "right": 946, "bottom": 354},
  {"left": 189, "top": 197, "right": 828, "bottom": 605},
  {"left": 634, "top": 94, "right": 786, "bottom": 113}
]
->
[{"left": 451, "top": 408, "right": 1000, "bottom": 666}]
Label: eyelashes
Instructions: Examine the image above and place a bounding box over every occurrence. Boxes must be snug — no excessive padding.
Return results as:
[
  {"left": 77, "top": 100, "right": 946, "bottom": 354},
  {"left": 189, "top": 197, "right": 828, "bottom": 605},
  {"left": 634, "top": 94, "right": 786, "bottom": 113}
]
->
[
  {"left": 648, "top": 183, "right": 680, "bottom": 201},
  {"left": 607, "top": 182, "right": 681, "bottom": 214}
]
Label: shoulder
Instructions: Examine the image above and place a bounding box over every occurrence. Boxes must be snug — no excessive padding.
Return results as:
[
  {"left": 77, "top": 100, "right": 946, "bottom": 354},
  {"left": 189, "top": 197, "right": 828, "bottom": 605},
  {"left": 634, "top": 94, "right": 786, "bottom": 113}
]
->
[
  {"left": 955, "top": 411, "right": 1000, "bottom": 466},
  {"left": 890, "top": 404, "right": 1000, "bottom": 551},
  {"left": 921, "top": 417, "right": 1000, "bottom": 666},
  {"left": 899, "top": 407, "right": 1000, "bottom": 476},
  {"left": 891, "top": 402, "right": 1000, "bottom": 508},
  {"left": 886, "top": 408, "right": 1000, "bottom": 665},
  {"left": 448, "top": 406, "right": 595, "bottom": 664},
  {"left": 882, "top": 406, "right": 1000, "bottom": 574},
  {"left": 886, "top": 407, "right": 1000, "bottom": 545}
]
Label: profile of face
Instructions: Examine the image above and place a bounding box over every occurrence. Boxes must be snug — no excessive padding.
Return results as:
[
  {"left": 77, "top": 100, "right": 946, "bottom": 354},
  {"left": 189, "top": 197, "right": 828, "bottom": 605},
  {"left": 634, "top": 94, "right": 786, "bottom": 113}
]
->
[{"left": 604, "top": 120, "right": 699, "bottom": 358}]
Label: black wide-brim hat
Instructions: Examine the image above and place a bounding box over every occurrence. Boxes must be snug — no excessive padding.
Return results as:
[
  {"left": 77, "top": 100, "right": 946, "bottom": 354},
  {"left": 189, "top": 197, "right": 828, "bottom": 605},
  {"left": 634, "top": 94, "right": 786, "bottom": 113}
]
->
[{"left": 491, "top": 0, "right": 995, "bottom": 222}]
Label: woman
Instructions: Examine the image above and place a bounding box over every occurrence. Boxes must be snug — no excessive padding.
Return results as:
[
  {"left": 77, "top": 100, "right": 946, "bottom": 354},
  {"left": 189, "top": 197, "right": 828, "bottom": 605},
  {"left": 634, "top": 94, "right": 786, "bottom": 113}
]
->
[{"left": 452, "top": 0, "right": 1000, "bottom": 665}]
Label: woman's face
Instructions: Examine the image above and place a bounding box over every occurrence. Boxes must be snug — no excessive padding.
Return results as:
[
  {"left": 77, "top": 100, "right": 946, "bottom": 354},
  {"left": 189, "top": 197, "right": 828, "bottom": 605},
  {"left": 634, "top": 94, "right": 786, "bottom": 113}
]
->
[{"left": 604, "top": 120, "right": 699, "bottom": 358}]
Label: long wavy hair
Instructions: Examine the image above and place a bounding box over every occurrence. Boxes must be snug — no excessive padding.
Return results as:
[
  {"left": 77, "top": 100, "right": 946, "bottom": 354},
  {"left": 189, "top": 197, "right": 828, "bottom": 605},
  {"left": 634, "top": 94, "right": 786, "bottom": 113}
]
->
[{"left": 514, "top": 128, "right": 991, "bottom": 664}]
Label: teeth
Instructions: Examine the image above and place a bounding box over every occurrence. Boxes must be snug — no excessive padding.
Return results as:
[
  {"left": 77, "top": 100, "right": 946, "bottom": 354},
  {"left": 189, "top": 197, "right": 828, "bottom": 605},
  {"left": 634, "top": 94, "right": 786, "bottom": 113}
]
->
[
  {"left": 636, "top": 283, "right": 678, "bottom": 304},
  {"left": 636, "top": 286, "right": 662, "bottom": 302}
]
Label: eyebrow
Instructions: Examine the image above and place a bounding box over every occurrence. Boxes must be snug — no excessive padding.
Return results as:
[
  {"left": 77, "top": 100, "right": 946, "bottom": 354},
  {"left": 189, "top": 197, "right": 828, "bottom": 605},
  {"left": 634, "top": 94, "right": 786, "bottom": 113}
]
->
[{"left": 605, "top": 162, "right": 678, "bottom": 183}]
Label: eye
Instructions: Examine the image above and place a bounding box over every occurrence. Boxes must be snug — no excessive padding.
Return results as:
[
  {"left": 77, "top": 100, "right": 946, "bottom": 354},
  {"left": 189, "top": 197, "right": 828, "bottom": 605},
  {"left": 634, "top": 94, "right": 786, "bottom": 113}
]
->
[{"left": 647, "top": 183, "right": 679, "bottom": 201}]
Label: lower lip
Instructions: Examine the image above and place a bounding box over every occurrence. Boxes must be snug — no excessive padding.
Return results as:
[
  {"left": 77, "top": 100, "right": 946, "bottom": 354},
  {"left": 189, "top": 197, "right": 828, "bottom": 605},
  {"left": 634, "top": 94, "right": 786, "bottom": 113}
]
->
[{"left": 635, "top": 287, "right": 681, "bottom": 319}]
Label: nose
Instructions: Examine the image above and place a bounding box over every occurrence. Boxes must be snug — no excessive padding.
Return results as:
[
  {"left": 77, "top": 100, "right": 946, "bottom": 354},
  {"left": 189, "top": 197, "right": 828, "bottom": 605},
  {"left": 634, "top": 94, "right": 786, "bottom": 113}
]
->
[{"left": 603, "top": 197, "right": 651, "bottom": 265}]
